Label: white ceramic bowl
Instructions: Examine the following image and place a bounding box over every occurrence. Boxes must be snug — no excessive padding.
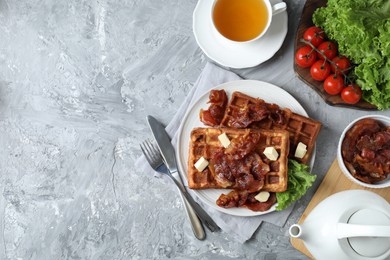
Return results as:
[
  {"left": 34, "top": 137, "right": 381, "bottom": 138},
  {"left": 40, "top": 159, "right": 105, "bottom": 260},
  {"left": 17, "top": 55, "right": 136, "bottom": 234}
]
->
[{"left": 337, "top": 115, "right": 390, "bottom": 189}]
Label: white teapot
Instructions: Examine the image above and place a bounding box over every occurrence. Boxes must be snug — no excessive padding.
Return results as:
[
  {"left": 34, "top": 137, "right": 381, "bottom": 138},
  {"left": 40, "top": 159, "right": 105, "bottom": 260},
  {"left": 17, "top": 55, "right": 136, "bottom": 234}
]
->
[{"left": 289, "top": 190, "right": 390, "bottom": 260}]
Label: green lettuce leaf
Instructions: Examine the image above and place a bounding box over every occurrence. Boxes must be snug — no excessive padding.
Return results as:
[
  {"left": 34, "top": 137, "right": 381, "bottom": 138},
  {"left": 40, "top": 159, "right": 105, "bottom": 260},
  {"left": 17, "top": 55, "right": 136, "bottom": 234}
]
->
[
  {"left": 276, "top": 160, "right": 316, "bottom": 211},
  {"left": 312, "top": 0, "right": 390, "bottom": 110}
]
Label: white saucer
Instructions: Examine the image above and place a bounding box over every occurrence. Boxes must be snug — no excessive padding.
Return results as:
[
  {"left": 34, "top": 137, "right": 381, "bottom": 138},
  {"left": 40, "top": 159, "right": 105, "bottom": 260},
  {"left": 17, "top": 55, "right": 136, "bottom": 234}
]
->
[{"left": 193, "top": 0, "right": 288, "bottom": 69}]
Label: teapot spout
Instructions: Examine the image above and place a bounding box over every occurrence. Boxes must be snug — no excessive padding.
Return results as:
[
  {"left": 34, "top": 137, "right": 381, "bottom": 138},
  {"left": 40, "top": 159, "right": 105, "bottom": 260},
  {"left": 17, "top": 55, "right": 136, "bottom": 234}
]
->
[{"left": 289, "top": 224, "right": 303, "bottom": 238}]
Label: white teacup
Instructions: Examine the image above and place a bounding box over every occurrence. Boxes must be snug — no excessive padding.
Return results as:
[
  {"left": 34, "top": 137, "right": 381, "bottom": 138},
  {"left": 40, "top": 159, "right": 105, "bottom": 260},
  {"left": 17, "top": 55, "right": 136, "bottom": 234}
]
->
[{"left": 211, "top": 0, "right": 286, "bottom": 43}]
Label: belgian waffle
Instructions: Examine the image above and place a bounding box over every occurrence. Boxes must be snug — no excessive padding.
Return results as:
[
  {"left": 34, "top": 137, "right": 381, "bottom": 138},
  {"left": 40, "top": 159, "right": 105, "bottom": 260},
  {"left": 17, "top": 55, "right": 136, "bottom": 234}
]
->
[
  {"left": 220, "top": 91, "right": 321, "bottom": 164},
  {"left": 188, "top": 127, "right": 290, "bottom": 192}
]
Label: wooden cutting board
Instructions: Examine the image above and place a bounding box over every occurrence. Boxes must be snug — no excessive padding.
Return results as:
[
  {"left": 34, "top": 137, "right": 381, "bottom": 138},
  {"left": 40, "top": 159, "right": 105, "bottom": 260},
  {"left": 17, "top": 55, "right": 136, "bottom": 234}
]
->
[{"left": 290, "top": 158, "right": 390, "bottom": 259}]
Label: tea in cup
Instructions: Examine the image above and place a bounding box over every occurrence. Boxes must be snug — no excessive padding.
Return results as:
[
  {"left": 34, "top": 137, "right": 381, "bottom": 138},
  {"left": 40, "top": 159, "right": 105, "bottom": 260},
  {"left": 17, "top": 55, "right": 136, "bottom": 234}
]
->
[{"left": 211, "top": 0, "right": 286, "bottom": 42}]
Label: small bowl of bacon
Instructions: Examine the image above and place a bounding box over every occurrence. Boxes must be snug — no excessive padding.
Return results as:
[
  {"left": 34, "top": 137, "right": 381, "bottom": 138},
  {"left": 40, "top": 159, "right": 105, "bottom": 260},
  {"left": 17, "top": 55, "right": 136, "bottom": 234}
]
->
[{"left": 337, "top": 115, "right": 390, "bottom": 188}]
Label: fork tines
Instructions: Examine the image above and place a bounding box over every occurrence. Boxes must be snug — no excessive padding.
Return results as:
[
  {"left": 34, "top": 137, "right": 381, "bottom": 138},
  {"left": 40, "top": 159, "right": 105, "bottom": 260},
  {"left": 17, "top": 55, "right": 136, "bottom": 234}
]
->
[{"left": 140, "top": 139, "right": 163, "bottom": 169}]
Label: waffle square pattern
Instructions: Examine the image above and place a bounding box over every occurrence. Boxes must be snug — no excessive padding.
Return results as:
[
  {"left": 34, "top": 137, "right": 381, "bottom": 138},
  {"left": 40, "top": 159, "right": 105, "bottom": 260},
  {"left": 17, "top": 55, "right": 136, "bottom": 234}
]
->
[
  {"left": 221, "top": 91, "right": 321, "bottom": 164},
  {"left": 188, "top": 127, "right": 290, "bottom": 193}
]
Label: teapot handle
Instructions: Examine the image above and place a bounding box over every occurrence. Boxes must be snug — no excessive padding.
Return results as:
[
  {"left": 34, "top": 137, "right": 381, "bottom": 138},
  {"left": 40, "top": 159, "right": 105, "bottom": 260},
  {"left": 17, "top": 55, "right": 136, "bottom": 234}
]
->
[{"left": 337, "top": 223, "right": 390, "bottom": 239}]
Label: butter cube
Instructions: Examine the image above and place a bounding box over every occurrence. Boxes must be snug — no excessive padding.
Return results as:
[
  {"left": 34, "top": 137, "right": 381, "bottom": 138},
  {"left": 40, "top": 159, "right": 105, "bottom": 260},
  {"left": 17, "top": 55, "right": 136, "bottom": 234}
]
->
[
  {"left": 255, "top": 191, "right": 270, "bottom": 202},
  {"left": 263, "top": 147, "right": 279, "bottom": 161},
  {"left": 218, "top": 133, "right": 231, "bottom": 148},
  {"left": 294, "top": 142, "right": 307, "bottom": 159},
  {"left": 194, "top": 157, "right": 209, "bottom": 172}
]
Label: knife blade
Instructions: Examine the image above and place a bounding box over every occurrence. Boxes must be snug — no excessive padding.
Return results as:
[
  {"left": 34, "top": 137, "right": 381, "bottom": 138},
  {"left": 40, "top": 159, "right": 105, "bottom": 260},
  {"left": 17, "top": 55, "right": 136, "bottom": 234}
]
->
[
  {"left": 147, "top": 115, "right": 220, "bottom": 232},
  {"left": 147, "top": 115, "right": 178, "bottom": 173}
]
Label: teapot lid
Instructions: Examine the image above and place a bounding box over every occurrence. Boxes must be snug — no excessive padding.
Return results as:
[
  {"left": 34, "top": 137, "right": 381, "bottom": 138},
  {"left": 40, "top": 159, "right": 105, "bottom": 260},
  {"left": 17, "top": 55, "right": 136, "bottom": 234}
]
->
[{"left": 348, "top": 209, "right": 390, "bottom": 257}]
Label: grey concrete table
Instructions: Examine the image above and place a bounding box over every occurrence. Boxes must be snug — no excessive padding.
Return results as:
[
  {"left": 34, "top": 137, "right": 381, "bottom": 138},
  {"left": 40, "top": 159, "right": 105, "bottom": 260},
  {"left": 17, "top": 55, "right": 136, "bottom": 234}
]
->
[{"left": 0, "top": 0, "right": 389, "bottom": 259}]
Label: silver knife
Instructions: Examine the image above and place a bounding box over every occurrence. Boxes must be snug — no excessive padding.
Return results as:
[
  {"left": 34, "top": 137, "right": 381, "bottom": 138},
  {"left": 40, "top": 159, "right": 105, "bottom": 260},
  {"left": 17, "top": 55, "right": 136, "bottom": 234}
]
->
[{"left": 147, "top": 115, "right": 220, "bottom": 232}]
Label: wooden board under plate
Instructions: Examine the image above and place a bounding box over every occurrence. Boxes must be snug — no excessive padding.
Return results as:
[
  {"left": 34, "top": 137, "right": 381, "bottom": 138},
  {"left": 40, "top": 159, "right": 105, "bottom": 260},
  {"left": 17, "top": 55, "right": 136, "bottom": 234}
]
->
[
  {"left": 294, "top": 0, "right": 377, "bottom": 110},
  {"left": 290, "top": 158, "right": 390, "bottom": 259}
]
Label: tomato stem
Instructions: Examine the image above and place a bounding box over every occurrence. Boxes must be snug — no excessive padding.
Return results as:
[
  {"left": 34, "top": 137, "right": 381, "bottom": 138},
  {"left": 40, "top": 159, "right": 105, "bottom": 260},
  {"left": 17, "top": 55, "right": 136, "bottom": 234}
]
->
[
  {"left": 314, "top": 31, "right": 325, "bottom": 39},
  {"left": 300, "top": 38, "right": 355, "bottom": 85}
]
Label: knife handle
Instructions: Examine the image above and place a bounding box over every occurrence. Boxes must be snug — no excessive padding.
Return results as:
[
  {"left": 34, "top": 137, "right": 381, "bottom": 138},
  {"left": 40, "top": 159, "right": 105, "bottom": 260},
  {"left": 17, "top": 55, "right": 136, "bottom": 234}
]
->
[
  {"left": 177, "top": 189, "right": 206, "bottom": 240},
  {"left": 168, "top": 172, "right": 221, "bottom": 232}
]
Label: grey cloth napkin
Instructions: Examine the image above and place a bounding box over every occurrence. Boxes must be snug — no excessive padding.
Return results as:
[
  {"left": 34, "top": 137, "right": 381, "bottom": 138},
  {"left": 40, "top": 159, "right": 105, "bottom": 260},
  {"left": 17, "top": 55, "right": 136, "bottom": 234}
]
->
[{"left": 135, "top": 62, "right": 294, "bottom": 243}]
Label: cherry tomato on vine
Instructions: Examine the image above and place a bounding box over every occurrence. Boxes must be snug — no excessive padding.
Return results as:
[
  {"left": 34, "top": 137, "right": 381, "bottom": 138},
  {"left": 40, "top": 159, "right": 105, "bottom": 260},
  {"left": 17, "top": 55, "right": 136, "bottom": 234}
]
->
[
  {"left": 331, "top": 56, "right": 351, "bottom": 75},
  {"left": 317, "top": 41, "right": 337, "bottom": 60},
  {"left": 295, "top": 46, "right": 317, "bottom": 68},
  {"left": 303, "top": 26, "right": 325, "bottom": 47},
  {"left": 310, "top": 60, "right": 331, "bottom": 81},
  {"left": 341, "top": 84, "right": 362, "bottom": 104},
  {"left": 323, "top": 74, "right": 344, "bottom": 95}
]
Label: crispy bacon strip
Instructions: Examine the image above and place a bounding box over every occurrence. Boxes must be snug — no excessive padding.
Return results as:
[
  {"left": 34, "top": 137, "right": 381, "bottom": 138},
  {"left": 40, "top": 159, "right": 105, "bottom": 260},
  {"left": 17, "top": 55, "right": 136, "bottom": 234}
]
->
[
  {"left": 342, "top": 118, "right": 382, "bottom": 162},
  {"left": 341, "top": 118, "right": 390, "bottom": 184},
  {"left": 216, "top": 190, "right": 277, "bottom": 212},
  {"left": 229, "top": 102, "right": 269, "bottom": 128},
  {"left": 211, "top": 152, "right": 268, "bottom": 193},
  {"left": 199, "top": 90, "right": 228, "bottom": 126},
  {"left": 224, "top": 131, "right": 261, "bottom": 160}
]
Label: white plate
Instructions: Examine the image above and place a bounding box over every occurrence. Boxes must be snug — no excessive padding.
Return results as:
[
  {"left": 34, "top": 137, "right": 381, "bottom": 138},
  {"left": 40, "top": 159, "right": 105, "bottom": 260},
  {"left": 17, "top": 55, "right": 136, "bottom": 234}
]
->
[
  {"left": 176, "top": 80, "right": 315, "bottom": 217},
  {"left": 193, "top": 0, "right": 288, "bottom": 69}
]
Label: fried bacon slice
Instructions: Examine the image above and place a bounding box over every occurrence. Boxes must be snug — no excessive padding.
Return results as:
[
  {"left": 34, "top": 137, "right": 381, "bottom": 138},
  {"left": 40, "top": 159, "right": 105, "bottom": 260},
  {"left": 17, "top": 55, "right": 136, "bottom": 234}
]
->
[
  {"left": 209, "top": 132, "right": 270, "bottom": 193},
  {"left": 224, "top": 131, "right": 261, "bottom": 160},
  {"left": 211, "top": 150, "right": 269, "bottom": 193},
  {"left": 342, "top": 118, "right": 382, "bottom": 162},
  {"left": 342, "top": 119, "right": 390, "bottom": 184},
  {"left": 267, "top": 103, "right": 289, "bottom": 126},
  {"left": 229, "top": 102, "right": 270, "bottom": 128},
  {"left": 199, "top": 89, "right": 228, "bottom": 126},
  {"left": 216, "top": 190, "right": 277, "bottom": 212}
]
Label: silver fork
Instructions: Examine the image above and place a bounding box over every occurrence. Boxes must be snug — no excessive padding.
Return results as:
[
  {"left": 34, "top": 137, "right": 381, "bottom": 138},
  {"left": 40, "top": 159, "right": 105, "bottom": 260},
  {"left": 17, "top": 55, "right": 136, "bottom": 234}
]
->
[
  {"left": 140, "top": 139, "right": 220, "bottom": 236},
  {"left": 140, "top": 140, "right": 206, "bottom": 240}
]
